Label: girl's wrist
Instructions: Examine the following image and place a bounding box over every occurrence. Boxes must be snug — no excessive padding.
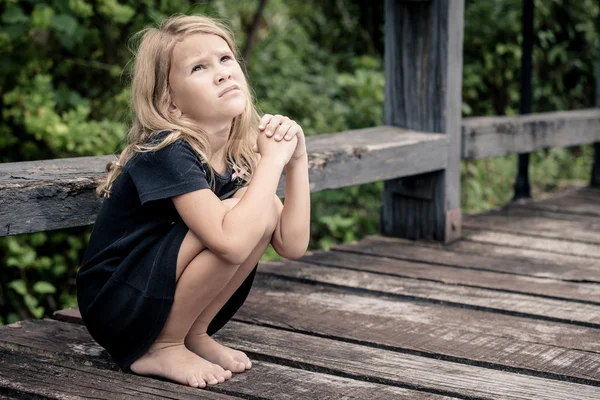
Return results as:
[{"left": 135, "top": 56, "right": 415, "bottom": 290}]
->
[
  {"left": 286, "top": 154, "right": 308, "bottom": 169},
  {"left": 261, "top": 154, "right": 287, "bottom": 170}
]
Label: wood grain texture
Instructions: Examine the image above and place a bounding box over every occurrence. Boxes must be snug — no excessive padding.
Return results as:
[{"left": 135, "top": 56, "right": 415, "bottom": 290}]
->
[
  {"left": 463, "top": 206, "right": 600, "bottom": 244},
  {"left": 462, "top": 228, "right": 600, "bottom": 259},
  {"left": 5, "top": 319, "right": 600, "bottom": 400},
  {"left": 235, "top": 277, "right": 600, "bottom": 379},
  {"left": 0, "top": 321, "right": 451, "bottom": 400},
  {"left": 298, "top": 250, "right": 600, "bottom": 303},
  {"left": 256, "top": 261, "right": 600, "bottom": 325},
  {"left": 0, "top": 127, "right": 447, "bottom": 237},
  {"left": 381, "top": 0, "right": 464, "bottom": 242},
  {"left": 333, "top": 235, "right": 600, "bottom": 281},
  {"left": 521, "top": 189, "right": 600, "bottom": 217},
  {"left": 215, "top": 323, "right": 600, "bottom": 400},
  {"left": 0, "top": 347, "right": 238, "bottom": 400},
  {"left": 462, "top": 109, "right": 600, "bottom": 159}
]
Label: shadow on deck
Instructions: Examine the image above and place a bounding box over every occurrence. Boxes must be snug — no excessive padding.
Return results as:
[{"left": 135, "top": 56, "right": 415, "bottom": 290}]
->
[{"left": 1, "top": 186, "right": 599, "bottom": 399}]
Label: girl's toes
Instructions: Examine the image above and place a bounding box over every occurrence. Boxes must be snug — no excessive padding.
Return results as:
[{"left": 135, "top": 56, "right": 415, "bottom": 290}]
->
[
  {"left": 245, "top": 360, "right": 252, "bottom": 369},
  {"left": 187, "top": 374, "right": 199, "bottom": 388},
  {"left": 194, "top": 374, "right": 206, "bottom": 389},
  {"left": 229, "top": 361, "right": 245, "bottom": 373},
  {"left": 205, "top": 374, "right": 219, "bottom": 385},
  {"left": 223, "top": 369, "right": 233, "bottom": 380}
]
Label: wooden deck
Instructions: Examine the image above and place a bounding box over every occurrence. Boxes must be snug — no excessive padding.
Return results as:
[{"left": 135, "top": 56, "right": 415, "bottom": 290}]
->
[{"left": 1, "top": 186, "right": 599, "bottom": 399}]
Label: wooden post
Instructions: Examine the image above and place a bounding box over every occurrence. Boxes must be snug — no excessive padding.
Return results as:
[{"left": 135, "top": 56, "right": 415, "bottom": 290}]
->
[{"left": 381, "top": 0, "right": 464, "bottom": 243}]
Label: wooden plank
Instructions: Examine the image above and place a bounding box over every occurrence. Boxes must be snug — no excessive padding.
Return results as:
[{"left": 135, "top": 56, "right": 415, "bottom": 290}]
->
[
  {"left": 462, "top": 228, "right": 600, "bottom": 259},
  {"left": 0, "top": 127, "right": 447, "bottom": 237},
  {"left": 0, "top": 321, "right": 450, "bottom": 400},
  {"left": 461, "top": 109, "right": 600, "bottom": 160},
  {"left": 297, "top": 250, "right": 600, "bottom": 303},
  {"left": 257, "top": 261, "right": 600, "bottom": 326},
  {"left": 518, "top": 187, "right": 600, "bottom": 217},
  {"left": 381, "top": 0, "right": 463, "bottom": 242},
  {"left": 303, "top": 126, "right": 448, "bottom": 193},
  {"left": 0, "top": 347, "right": 238, "bottom": 400},
  {"left": 333, "top": 235, "right": 600, "bottom": 281},
  {"left": 464, "top": 207, "right": 600, "bottom": 245},
  {"left": 6, "top": 319, "right": 600, "bottom": 400},
  {"left": 216, "top": 323, "right": 600, "bottom": 400},
  {"left": 235, "top": 277, "right": 600, "bottom": 378}
]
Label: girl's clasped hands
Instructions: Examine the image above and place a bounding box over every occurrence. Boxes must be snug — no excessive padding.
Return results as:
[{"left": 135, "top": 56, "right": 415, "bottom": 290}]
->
[{"left": 253, "top": 114, "right": 307, "bottom": 166}]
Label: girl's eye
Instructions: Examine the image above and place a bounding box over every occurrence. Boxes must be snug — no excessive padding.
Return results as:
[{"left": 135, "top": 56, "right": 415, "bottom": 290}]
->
[
  {"left": 221, "top": 55, "right": 232, "bottom": 62},
  {"left": 191, "top": 64, "right": 204, "bottom": 73}
]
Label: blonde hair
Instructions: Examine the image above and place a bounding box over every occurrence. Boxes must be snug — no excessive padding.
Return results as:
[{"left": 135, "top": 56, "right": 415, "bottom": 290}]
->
[{"left": 97, "top": 14, "right": 260, "bottom": 197}]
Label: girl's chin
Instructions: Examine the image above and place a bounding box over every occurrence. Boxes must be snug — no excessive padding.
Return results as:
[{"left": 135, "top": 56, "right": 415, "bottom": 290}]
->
[{"left": 224, "top": 99, "right": 247, "bottom": 116}]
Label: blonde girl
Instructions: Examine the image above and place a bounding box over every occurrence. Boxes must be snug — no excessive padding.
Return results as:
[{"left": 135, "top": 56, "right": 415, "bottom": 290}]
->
[{"left": 76, "top": 14, "right": 310, "bottom": 389}]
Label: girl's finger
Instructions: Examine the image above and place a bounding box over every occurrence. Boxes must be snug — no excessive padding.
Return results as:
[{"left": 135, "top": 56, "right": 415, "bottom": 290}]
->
[
  {"left": 258, "top": 114, "right": 273, "bottom": 130},
  {"left": 264, "top": 115, "right": 288, "bottom": 137},
  {"left": 283, "top": 124, "right": 300, "bottom": 141},
  {"left": 273, "top": 122, "right": 294, "bottom": 141}
]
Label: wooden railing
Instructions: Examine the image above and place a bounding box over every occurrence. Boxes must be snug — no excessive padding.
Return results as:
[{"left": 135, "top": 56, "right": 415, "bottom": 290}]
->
[{"left": 1, "top": 0, "right": 600, "bottom": 243}]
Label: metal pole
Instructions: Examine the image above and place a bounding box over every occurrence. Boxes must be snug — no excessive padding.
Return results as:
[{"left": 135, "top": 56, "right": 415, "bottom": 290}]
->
[
  {"left": 513, "top": 0, "right": 534, "bottom": 200},
  {"left": 592, "top": 1, "right": 600, "bottom": 187}
]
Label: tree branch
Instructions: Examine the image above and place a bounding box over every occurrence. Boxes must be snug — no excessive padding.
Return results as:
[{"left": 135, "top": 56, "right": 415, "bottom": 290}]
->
[{"left": 242, "top": 0, "right": 268, "bottom": 61}]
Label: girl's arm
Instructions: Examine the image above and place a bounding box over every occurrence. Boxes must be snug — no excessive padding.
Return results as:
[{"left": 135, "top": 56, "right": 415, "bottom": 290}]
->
[
  {"left": 271, "top": 154, "right": 310, "bottom": 259},
  {"left": 173, "top": 136, "right": 297, "bottom": 265}
]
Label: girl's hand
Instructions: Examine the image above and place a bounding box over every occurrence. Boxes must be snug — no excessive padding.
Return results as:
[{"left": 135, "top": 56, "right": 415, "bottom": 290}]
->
[
  {"left": 254, "top": 126, "right": 298, "bottom": 166},
  {"left": 258, "top": 114, "right": 307, "bottom": 162}
]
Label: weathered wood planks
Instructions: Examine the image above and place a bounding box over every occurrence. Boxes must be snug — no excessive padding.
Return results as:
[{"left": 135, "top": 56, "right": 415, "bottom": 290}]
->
[
  {"left": 334, "top": 235, "right": 600, "bottom": 281},
  {"left": 257, "top": 261, "right": 600, "bottom": 325},
  {"left": 297, "top": 250, "right": 600, "bottom": 303},
  {"left": 0, "top": 320, "right": 453, "bottom": 400},
  {"left": 4, "top": 319, "right": 600, "bottom": 400},
  {"left": 0, "top": 127, "right": 447, "bottom": 237},
  {"left": 462, "top": 109, "right": 600, "bottom": 160},
  {"left": 463, "top": 206, "right": 600, "bottom": 244},
  {"left": 235, "top": 277, "right": 600, "bottom": 381},
  {"left": 462, "top": 228, "right": 600, "bottom": 259},
  {"left": 0, "top": 347, "right": 238, "bottom": 400},
  {"left": 518, "top": 187, "right": 600, "bottom": 217}
]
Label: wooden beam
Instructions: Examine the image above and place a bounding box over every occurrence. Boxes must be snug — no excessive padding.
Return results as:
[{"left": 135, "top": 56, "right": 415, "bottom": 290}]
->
[
  {"left": 382, "top": 0, "right": 464, "bottom": 242},
  {"left": 0, "top": 127, "right": 447, "bottom": 237},
  {"left": 462, "top": 109, "right": 600, "bottom": 159}
]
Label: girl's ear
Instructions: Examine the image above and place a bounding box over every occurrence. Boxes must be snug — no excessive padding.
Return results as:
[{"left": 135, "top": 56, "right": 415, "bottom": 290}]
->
[{"left": 168, "top": 102, "right": 182, "bottom": 118}]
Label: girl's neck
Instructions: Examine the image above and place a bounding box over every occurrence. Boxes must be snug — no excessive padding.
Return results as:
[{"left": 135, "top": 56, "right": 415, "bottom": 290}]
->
[{"left": 204, "top": 121, "right": 232, "bottom": 174}]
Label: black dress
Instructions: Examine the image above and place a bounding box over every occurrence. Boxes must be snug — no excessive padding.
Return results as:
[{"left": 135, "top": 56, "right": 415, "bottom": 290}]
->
[{"left": 76, "top": 134, "right": 256, "bottom": 371}]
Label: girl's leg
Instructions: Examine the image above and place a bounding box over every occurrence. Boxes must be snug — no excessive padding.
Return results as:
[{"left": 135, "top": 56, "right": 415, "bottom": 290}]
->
[
  {"left": 130, "top": 204, "right": 244, "bottom": 388},
  {"left": 184, "top": 232, "right": 272, "bottom": 372},
  {"left": 184, "top": 196, "right": 279, "bottom": 372}
]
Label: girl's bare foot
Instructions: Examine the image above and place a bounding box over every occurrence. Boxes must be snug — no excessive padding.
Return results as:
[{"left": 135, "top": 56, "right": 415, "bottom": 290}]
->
[
  {"left": 130, "top": 342, "right": 232, "bottom": 388},
  {"left": 185, "top": 333, "right": 252, "bottom": 373}
]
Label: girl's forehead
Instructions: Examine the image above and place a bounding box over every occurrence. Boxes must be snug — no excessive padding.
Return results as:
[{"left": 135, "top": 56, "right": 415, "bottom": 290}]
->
[{"left": 172, "top": 33, "right": 230, "bottom": 65}]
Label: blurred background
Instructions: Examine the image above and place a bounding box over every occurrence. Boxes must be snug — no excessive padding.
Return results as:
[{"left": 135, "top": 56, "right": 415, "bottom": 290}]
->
[{"left": 0, "top": 0, "right": 597, "bottom": 325}]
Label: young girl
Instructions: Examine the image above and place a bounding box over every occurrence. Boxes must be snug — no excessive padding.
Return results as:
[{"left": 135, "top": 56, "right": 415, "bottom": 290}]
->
[{"left": 76, "top": 14, "right": 310, "bottom": 389}]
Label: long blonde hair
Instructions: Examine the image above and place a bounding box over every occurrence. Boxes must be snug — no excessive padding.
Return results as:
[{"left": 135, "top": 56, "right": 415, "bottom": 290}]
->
[{"left": 97, "top": 14, "right": 260, "bottom": 197}]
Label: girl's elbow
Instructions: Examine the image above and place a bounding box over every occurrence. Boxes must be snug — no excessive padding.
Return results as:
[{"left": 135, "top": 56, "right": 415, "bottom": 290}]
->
[
  {"left": 276, "top": 242, "right": 308, "bottom": 260},
  {"left": 220, "top": 246, "right": 253, "bottom": 265}
]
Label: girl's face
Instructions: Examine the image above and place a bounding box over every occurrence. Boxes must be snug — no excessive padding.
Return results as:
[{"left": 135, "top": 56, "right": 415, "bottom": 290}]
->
[{"left": 168, "top": 33, "right": 247, "bottom": 128}]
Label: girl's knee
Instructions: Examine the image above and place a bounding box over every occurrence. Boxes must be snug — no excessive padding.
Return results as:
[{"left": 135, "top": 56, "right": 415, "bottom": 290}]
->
[
  {"left": 176, "top": 229, "right": 207, "bottom": 280},
  {"left": 264, "top": 207, "right": 279, "bottom": 240}
]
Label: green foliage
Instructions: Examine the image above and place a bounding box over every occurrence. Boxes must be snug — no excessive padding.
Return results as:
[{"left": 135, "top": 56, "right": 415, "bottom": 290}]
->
[{"left": 0, "top": 0, "right": 597, "bottom": 324}]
